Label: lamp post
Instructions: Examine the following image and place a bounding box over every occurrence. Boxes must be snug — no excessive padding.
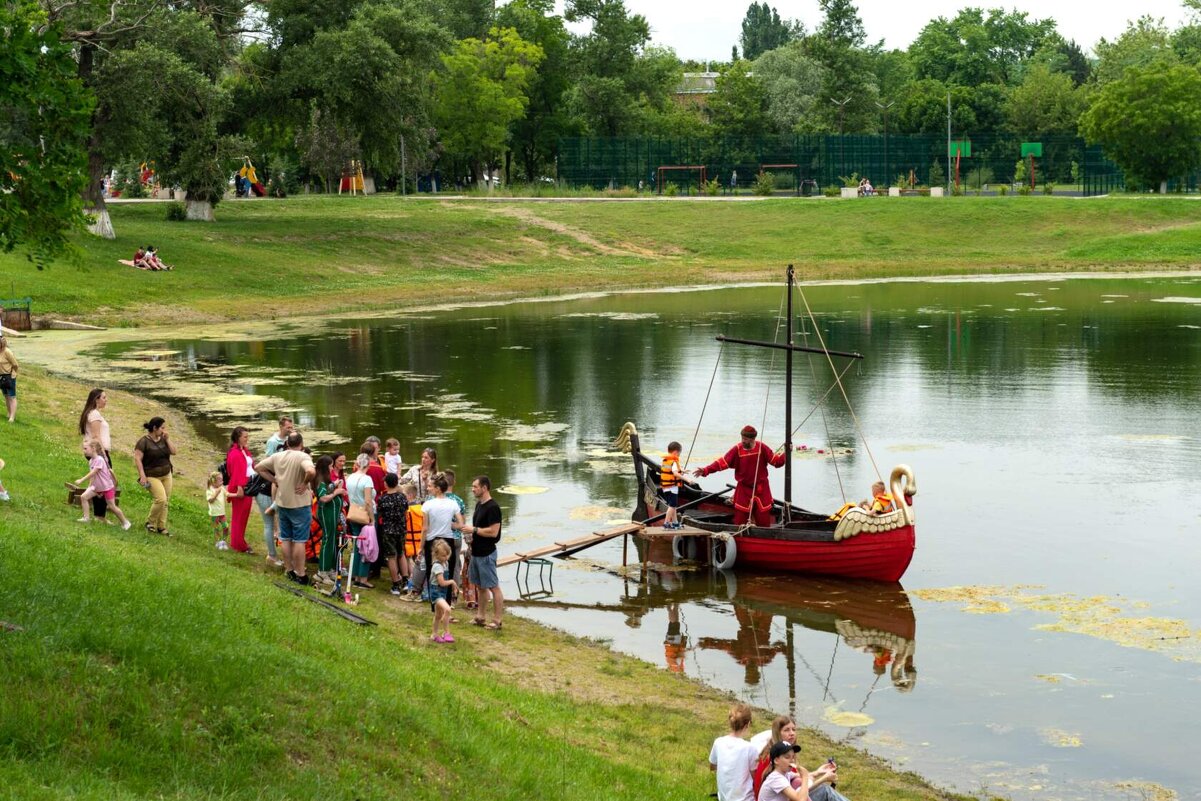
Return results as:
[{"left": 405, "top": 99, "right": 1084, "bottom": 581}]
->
[
  {"left": 875, "top": 100, "right": 894, "bottom": 188},
  {"left": 831, "top": 96, "right": 852, "bottom": 180}
]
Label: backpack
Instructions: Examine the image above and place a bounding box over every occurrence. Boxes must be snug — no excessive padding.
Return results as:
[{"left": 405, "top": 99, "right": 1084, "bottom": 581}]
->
[{"left": 217, "top": 461, "right": 230, "bottom": 486}]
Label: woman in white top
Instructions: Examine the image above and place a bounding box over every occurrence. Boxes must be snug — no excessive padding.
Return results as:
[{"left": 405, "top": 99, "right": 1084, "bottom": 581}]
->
[
  {"left": 78, "top": 388, "right": 113, "bottom": 520},
  {"left": 420, "top": 471, "right": 463, "bottom": 604},
  {"left": 345, "top": 453, "right": 377, "bottom": 589}
]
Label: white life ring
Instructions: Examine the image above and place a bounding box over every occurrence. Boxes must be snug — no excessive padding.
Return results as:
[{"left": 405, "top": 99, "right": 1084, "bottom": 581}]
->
[
  {"left": 710, "top": 534, "right": 737, "bottom": 570},
  {"left": 671, "top": 535, "right": 689, "bottom": 561}
]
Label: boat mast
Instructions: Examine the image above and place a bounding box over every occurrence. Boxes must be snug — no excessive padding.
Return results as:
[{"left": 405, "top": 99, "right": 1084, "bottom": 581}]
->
[{"left": 784, "top": 265, "right": 794, "bottom": 517}]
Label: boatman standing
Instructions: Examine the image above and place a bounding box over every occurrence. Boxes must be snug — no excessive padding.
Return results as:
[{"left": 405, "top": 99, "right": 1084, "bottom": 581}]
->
[{"left": 691, "top": 425, "right": 786, "bottom": 527}]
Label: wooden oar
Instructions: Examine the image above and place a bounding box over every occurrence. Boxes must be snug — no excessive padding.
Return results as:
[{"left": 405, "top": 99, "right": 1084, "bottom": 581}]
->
[{"left": 639, "top": 485, "right": 734, "bottom": 526}]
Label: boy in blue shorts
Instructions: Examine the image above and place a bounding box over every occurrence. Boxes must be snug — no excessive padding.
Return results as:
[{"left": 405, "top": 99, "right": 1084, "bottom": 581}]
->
[{"left": 661, "top": 441, "right": 684, "bottom": 530}]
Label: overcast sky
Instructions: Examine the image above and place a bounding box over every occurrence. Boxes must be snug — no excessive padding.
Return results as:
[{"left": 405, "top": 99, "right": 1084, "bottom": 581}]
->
[{"left": 555, "top": 0, "right": 1194, "bottom": 61}]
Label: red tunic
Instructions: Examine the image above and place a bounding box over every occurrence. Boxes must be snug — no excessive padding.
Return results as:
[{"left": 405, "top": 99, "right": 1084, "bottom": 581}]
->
[{"left": 696, "top": 441, "right": 786, "bottom": 526}]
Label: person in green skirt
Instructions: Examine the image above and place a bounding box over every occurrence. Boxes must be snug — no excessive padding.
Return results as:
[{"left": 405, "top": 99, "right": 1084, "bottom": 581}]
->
[{"left": 314, "top": 455, "right": 346, "bottom": 584}]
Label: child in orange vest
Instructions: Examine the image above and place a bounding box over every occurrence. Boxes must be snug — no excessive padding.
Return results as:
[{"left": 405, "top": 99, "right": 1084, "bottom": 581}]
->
[
  {"left": 869, "top": 481, "right": 895, "bottom": 514},
  {"left": 661, "top": 441, "right": 684, "bottom": 530},
  {"left": 401, "top": 481, "right": 424, "bottom": 601}
]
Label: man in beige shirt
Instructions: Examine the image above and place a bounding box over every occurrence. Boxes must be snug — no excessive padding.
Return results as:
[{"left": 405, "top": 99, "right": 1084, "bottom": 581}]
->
[{"left": 255, "top": 433, "right": 316, "bottom": 584}]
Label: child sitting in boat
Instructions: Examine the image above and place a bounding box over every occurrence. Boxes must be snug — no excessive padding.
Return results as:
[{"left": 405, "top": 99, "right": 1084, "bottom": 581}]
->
[{"left": 863, "top": 481, "right": 894, "bottom": 514}]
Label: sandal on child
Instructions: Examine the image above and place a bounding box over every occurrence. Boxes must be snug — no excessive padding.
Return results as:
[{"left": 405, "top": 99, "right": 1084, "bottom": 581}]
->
[
  {"left": 484, "top": 621, "right": 503, "bottom": 631},
  {"left": 441, "top": 634, "right": 455, "bottom": 643},
  {"left": 472, "top": 617, "right": 486, "bottom": 627},
  {"left": 353, "top": 580, "right": 374, "bottom": 589}
]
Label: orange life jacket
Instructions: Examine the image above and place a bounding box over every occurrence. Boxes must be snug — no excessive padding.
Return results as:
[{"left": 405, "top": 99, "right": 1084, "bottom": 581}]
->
[
  {"left": 404, "top": 504, "right": 423, "bottom": 558},
  {"left": 872, "top": 493, "right": 895, "bottom": 514},
  {"left": 660, "top": 454, "right": 681, "bottom": 489}
]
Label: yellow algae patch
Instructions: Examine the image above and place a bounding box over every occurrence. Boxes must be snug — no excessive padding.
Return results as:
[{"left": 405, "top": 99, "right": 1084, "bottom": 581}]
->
[
  {"left": 914, "top": 585, "right": 1201, "bottom": 662},
  {"left": 123, "top": 349, "right": 182, "bottom": 358},
  {"left": 964, "top": 599, "right": 1011, "bottom": 615},
  {"left": 823, "top": 708, "right": 874, "bottom": 727},
  {"left": 1034, "top": 674, "right": 1061, "bottom": 684},
  {"left": 1039, "top": 728, "right": 1082, "bottom": 748},
  {"left": 497, "top": 485, "right": 549, "bottom": 495},
  {"left": 495, "top": 422, "right": 569, "bottom": 442},
  {"left": 1114, "top": 781, "right": 1178, "bottom": 801},
  {"left": 569, "top": 505, "right": 630, "bottom": 521}
]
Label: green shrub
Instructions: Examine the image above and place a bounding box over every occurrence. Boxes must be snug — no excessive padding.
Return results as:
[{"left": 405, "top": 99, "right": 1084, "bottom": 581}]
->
[
  {"left": 1018, "top": 184, "right": 1032, "bottom": 196},
  {"left": 117, "top": 161, "right": 147, "bottom": 199},
  {"left": 822, "top": 186, "right": 840, "bottom": 198},
  {"left": 1042, "top": 182, "right": 1055, "bottom": 195},
  {"left": 267, "top": 156, "right": 300, "bottom": 198},
  {"left": 664, "top": 182, "right": 679, "bottom": 197},
  {"left": 951, "top": 183, "right": 965, "bottom": 196},
  {"left": 1070, "top": 161, "right": 1080, "bottom": 185},
  {"left": 838, "top": 172, "right": 860, "bottom": 188},
  {"left": 929, "top": 160, "right": 945, "bottom": 188},
  {"left": 703, "top": 177, "right": 721, "bottom": 196},
  {"left": 752, "top": 172, "right": 775, "bottom": 196},
  {"left": 998, "top": 185, "right": 1009, "bottom": 196},
  {"left": 165, "top": 202, "right": 187, "bottom": 222},
  {"left": 894, "top": 173, "right": 909, "bottom": 189},
  {"left": 967, "top": 166, "right": 993, "bottom": 190}
]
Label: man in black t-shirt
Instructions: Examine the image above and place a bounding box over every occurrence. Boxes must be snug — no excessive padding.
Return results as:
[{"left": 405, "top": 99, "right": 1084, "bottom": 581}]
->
[{"left": 464, "top": 475, "right": 504, "bottom": 629}]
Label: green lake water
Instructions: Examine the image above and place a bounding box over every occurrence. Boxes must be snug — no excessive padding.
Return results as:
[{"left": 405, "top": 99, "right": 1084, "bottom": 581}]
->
[{"left": 45, "top": 273, "right": 1201, "bottom": 800}]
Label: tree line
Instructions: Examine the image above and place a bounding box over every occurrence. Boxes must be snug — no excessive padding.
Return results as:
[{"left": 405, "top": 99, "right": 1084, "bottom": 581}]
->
[{"left": 5, "top": 0, "right": 1201, "bottom": 262}]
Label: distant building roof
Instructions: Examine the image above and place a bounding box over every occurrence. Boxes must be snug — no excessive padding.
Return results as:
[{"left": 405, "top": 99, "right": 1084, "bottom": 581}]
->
[{"left": 677, "top": 72, "right": 719, "bottom": 94}]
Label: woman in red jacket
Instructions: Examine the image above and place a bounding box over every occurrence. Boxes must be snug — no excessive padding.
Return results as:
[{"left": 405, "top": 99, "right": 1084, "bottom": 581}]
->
[{"left": 225, "top": 426, "right": 256, "bottom": 553}]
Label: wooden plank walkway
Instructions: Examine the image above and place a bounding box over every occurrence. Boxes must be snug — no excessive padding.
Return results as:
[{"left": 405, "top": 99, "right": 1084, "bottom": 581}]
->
[{"left": 496, "top": 522, "right": 716, "bottom": 567}]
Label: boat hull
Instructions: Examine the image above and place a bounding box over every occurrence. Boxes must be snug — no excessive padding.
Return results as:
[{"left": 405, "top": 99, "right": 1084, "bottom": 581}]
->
[{"left": 732, "top": 525, "right": 915, "bottom": 582}]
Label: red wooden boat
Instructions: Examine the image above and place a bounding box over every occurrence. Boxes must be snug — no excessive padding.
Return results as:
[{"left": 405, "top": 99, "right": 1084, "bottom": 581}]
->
[{"left": 615, "top": 265, "right": 917, "bottom": 582}]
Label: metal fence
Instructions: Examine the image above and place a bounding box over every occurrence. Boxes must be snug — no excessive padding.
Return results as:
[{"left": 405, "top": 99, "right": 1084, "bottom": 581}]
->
[{"left": 557, "top": 134, "right": 1151, "bottom": 196}]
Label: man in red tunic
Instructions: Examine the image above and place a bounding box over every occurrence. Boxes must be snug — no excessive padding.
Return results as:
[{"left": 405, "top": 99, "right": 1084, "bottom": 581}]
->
[{"left": 692, "top": 425, "right": 786, "bottom": 526}]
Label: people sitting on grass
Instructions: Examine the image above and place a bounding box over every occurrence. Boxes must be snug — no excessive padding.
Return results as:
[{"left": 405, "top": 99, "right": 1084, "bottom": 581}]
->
[{"left": 709, "top": 703, "right": 758, "bottom": 801}]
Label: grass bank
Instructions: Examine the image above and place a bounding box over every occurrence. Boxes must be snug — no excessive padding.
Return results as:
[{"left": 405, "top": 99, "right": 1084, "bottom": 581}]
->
[
  {"left": 3, "top": 195, "right": 1200, "bottom": 326},
  {"left": 0, "top": 367, "right": 968, "bottom": 800}
]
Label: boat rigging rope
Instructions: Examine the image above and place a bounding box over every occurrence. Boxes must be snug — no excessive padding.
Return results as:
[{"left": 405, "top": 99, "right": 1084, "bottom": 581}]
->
[
  {"left": 683, "top": 343, "right": 723, "bottom": 472},
  {"left": 787, "top": 360, "right": 857, "bottom": 439},
  {"left": 801, "top": 325, "right": 847, "bottom": 503},
  {"left": 795, "top": 285, "right": 886, "bottom": 486},
  {"left": 741, "top": 291, "right": 789, "bottom": 534}
]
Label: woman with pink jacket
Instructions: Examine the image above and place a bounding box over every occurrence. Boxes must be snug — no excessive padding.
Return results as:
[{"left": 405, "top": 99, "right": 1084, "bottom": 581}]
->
[{"left": 225, "top": 426, "right": 256, "bottom": 553}]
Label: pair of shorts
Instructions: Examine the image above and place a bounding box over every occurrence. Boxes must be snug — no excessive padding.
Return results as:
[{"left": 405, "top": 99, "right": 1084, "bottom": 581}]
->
[
  {"left": 0, "top": 377, "right": 15, "bottom": 398},
  {"left": 664, "top": 489, "right": 679, "bottom": 508},
  {"left": 210, "top": 514, "right": 227, "bottom": 524},
  {"left": 277, "top": 504, "right": 312, "bottom": 542},
  {"left": 469, "top": 550, "right": 499, "bottom": 589},
  {"left": 377, "top": 527, "right": 403, "bottom": 560},
  {"left": 100, "top": 488, "right": 115, "bottom": 502}
]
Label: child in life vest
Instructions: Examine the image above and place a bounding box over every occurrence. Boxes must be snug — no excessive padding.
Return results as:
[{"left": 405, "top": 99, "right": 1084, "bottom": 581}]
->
[
  {"left": 429, "top": 538, "right": 459, "bottom": 644},
  {"left": 401, "top": 482, "right": 423, "bottom": 600},
  {"left": 76, "top": 439, "right": 131, "bottom": 529},
  {"left": 207, "top": 470, "right": 230, "bottom": 549},
  {"left": 661, "top": 441, "right": 684, "bottom": 530},
  {"left": 862, "top": 480, "right": 895, "bottom": 514}
]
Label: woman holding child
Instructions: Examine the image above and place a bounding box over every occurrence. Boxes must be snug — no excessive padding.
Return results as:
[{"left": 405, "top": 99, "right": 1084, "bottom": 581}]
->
[{"left": 78, "top": 389, "right": 113, "bottom": 520}]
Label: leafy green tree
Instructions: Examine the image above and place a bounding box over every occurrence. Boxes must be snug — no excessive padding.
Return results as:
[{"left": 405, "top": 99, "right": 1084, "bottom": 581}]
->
[
  {"left": 805, "top": 0, "right": 879, "bottom": 132},
  {"left": 0, "top": 1, "right": 93, "bottom": 265},
  {"left": 753, "top": 41, "right": 827, "bottom": 133},
  {"left": 564, "top": 0, "right": 675, "bottom": 136},
  {"left": 1080, "top": 64, "right": 1201, "bottom": 193},
  {"left": 436, "top": 0, "right": 495, "bottom": 40},
  {"left": 432, "top": 27, "right": 544, "bottom": 186},
  {"left": 707, "top": 60, "right": 768, "bottom": 136},
  {"left": 909, "top": 8, "right": 1058, "bottom": 86},
  {"left": 893, "top": 79, "right": 975, "bottom": 134},
  {"left": 1006, "top": 64, "right": 1084, "bottom": 134},
  {"left": 739, "top": 2, "right": 798, "bottom": 61},
  {"left": 1092, "top": 16, "right": 1177, "bottom": 86},
  {"left": 497, "top": 0, "right": 575, "bottom": 182}
]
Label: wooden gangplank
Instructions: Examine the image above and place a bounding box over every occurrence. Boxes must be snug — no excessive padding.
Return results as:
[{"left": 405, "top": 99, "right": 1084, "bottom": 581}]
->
[{"left": 496, "top": 522, "right": 644, "bottom": 568}]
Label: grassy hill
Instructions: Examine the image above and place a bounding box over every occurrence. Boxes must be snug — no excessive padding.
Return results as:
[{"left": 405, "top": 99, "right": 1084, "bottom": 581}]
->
[
  {"left": 0, "top": 369, "right": 967, "bottom": 801},
  {"left": 4, "top": 195, "right": 1200, "bottom": 327}
]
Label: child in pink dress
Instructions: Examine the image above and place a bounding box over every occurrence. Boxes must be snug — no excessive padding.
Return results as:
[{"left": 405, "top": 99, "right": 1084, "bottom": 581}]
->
[{"left": 76, "top": 439, "right": 131, "bottom": 529}]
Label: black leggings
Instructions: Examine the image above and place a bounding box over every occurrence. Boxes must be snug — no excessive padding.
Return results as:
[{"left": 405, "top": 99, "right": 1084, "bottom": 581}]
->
[
  {"left": 423, "top": 537, "right": 459, "bottom": 604},
  {"left": 89, "top": 450, "right": 112, "bottom": 518}
]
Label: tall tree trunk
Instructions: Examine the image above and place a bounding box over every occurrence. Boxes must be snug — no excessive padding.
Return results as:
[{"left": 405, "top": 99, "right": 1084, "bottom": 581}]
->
[
  {"left": 78, "top": 42, "right": 115, "bottom": 239},
  {"left": 471, "top": 159, "right": 484, "bottom": 189},
  {"left": 184, "top": 200, "right": 215, "bottom": 221},
  {"left": 504, "top": 150, "right": 512, "bottom": 187}
]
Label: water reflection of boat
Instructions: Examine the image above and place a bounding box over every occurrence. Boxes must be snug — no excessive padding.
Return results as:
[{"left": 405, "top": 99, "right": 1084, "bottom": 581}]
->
[{"left": 615, "top": 266, "right": 918, "bottom": 582}]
